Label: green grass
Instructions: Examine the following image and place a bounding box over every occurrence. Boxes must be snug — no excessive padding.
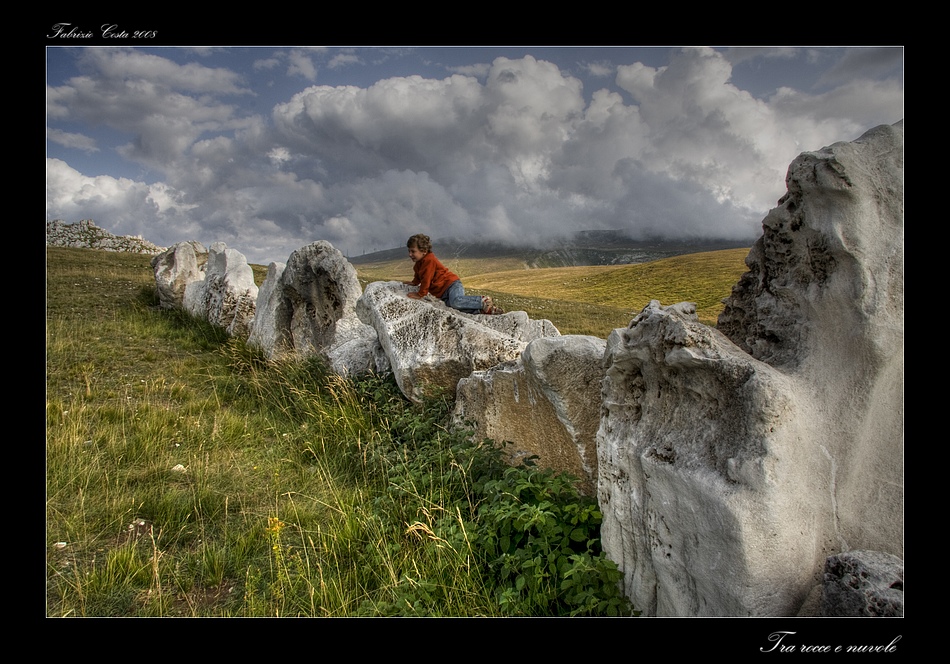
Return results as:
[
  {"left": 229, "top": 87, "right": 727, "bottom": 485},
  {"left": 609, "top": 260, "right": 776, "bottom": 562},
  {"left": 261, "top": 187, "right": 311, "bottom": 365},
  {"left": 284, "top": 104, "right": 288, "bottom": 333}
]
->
[
  {"left": 466, "top": 248, "right": 750, "bottom": 331},
  {"left": 47, "top": 244, "right": 750, "bottom": 616},
  {"left": 46, "top": 247, "right": 632, "bottom": 617}
]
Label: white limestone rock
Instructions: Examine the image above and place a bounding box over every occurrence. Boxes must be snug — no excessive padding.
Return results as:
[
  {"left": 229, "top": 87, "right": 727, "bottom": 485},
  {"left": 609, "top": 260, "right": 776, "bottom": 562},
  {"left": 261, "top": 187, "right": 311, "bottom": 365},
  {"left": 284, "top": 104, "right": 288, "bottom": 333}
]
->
[
  {"left": 720, "top": 121, "right": 904, "bottom": 561},
  {"left": 182, "top": 242, "right": 258, "bottom": 339},
  {"left": 248, "top": 241, "right": 383, "bottom": 376},
  {"left": 598, "top": 122, "right": 904, "bottom": 616},
  {"left": 246, "top": 261, "right": 289, "bottom": 357},
  {"left": 48, "top": 219, "right": 166, "bottom": 254},
  {"left": 150, "top": 241, "right": 207, "bottom": 310},
  {"left": 454, "top": 334, "right": 605, "bottom": 493},
  {"left": 599, "top": 300, "right": 807, "bottom": 616},
  {"left": 357, "top": 281, "right": 559, "bottom": 402}
]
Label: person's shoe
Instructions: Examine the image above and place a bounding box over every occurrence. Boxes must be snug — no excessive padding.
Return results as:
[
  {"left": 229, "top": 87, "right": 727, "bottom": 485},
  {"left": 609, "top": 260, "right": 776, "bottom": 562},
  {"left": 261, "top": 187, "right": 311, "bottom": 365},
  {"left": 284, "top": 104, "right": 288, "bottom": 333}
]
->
[{"left": 481, "top": 296, "right": 505, "bottom": 315}]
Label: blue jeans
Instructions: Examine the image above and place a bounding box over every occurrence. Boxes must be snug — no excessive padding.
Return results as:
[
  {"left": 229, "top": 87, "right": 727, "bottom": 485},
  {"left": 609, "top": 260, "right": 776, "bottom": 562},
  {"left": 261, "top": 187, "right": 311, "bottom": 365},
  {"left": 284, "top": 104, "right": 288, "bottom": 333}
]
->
[{"left": 441, "top": 280, "right": 484, "bottom": 313}]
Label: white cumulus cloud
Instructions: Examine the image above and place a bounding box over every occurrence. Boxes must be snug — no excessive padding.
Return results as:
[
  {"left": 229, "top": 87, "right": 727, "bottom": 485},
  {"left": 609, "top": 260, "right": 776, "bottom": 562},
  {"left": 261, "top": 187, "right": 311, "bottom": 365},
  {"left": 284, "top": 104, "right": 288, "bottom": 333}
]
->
[{"left": 46, "top": 47, "right": 903, "bottom": 264}]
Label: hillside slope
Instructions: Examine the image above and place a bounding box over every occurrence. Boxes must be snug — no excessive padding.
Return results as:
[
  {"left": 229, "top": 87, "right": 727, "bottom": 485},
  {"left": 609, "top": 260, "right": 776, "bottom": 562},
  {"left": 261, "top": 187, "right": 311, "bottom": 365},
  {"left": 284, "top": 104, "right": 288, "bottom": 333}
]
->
[
  {"left": 467, "top": 248, "right": 749, "bottom": 314},
  {"left": 349, "top": 232, "right": 749, "bottom": 268},
  {"left": 354, "top": 247, "right": 751, "bottom": 337}
]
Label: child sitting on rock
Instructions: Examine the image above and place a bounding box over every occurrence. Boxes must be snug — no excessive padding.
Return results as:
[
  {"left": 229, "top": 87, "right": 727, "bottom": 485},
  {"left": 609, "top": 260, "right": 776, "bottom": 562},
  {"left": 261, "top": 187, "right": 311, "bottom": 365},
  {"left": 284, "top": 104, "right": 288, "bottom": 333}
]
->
[{"left": 402, "top": 233, "right": 505, "bottom": 315}]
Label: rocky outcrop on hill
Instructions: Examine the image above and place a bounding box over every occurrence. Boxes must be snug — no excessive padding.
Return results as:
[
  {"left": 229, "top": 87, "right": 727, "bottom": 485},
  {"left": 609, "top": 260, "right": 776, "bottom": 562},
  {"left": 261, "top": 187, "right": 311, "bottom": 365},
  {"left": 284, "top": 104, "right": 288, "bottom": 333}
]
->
[
  {"left": 356, "top": 281, "right": 559, "bottom": 402},
  {"left": 247, "top": 242, "right": 384, "bottom": 376},
  {"left": 47, "top": 219, "right": 166, "bottom": 254},
  {"left": 596, "top": 122, "right": 903, "bottom": 616},
  {"left": 453, "top": 334, "right": 606, "bottom": 493}
]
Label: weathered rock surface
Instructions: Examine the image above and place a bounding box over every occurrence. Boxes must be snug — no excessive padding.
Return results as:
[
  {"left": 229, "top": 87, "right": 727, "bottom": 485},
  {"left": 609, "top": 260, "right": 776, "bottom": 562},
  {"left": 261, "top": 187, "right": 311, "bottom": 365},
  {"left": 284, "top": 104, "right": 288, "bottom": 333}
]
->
[
  {"left": 820, "top": 550, "right": 903, "bottom": 617},
  {"left": 599, "top": 301, "right": 808, "bottom": 615},
  {"left": 182, "top": 242, "right": 258, "bottom": 339},
  {"left": 247, "top": 242, "right": 383, "bottom": 376},
  {"left": 597, "top": 122, "right": 903, "bottom": 616},
  {"left": 246, "top": 261, "right": 289, "bottom": 356},
  {"left": 454, "top": 335, "right": 606, "bottom": 493},
  {"left": 151, "top": 241, "right": 208, "bottom": 310},
  {"left": 357, "top": 281, "right": 559, "bottom": 402},
  {"left": 47, "top": 219, "right": 166, "bottom": 254}
]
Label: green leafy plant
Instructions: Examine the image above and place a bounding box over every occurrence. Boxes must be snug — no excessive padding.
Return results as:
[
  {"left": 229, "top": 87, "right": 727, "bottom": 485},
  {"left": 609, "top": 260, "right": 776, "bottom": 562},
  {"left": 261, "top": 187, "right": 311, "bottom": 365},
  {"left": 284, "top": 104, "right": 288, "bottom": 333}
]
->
[{"left": 466, "top": 465, "right": 630, "bottom": 616}]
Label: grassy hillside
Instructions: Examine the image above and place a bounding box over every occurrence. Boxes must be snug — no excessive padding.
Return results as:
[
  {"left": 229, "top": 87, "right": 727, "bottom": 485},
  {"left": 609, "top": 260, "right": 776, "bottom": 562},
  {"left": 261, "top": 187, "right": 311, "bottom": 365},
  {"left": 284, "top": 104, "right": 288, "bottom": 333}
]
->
[
  {"left": 355, "top": 247, "right": 751, "bottom": 336},
  {"left": 46, "top": 245, "right": 749, "bottom": 616},
  {"left": 46, "top": 247, "right": 630, "bottom": 617}
]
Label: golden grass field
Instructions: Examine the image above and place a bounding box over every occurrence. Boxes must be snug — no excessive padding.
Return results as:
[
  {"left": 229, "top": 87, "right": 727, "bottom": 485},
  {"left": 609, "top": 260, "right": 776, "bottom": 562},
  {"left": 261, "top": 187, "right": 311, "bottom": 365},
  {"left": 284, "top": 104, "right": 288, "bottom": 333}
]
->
[{"left": 354, "top": 248, "right": 751, "bottom": 337}]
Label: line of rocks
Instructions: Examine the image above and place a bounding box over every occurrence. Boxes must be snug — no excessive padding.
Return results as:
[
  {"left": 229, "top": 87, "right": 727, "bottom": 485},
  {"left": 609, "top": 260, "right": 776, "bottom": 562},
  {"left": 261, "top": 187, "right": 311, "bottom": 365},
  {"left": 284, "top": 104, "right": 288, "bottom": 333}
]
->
[{"left": 147, "top": 122, "right": 903, "bottom": 617}]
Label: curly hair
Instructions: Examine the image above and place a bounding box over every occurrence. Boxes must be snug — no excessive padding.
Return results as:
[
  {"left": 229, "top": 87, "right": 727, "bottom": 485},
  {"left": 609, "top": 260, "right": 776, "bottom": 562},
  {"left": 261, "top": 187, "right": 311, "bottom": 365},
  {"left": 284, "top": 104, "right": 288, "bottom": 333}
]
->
[{"left": 407, "top": 233, "right": 432, "bottom": 253}]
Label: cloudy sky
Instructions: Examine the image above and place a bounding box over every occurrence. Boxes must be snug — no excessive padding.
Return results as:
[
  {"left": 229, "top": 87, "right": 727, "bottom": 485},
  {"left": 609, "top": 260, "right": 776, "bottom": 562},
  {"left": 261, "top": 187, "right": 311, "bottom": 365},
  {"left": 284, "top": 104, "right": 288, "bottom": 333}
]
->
[{"left": 46, "top": 46, "right": 904, "bottom": 264}]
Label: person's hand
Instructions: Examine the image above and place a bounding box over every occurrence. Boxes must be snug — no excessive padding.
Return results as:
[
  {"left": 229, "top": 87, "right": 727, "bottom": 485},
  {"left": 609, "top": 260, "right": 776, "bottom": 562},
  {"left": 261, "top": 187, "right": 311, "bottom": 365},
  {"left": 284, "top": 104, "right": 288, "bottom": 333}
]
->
[{"left": 407, "top": 292, "right": 421, "bottom": 300}]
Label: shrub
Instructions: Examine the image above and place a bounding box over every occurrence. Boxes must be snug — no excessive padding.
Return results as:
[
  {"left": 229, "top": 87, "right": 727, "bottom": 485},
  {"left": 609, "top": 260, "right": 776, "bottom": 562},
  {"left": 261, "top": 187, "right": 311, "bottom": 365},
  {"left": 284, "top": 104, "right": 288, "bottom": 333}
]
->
[{"left": 344, "top": 373, "right": 633, "bottom": 617}]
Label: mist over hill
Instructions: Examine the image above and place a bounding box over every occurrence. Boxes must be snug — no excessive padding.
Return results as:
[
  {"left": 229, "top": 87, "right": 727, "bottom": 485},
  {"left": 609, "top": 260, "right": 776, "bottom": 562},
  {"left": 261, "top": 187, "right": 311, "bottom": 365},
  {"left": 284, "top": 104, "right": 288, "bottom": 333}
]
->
[
  {"left": 348, "top": 230, "right": 751, "bottom": 268},
  {"left": 47, "top": 218, "right": 751, "bottom": 271}
]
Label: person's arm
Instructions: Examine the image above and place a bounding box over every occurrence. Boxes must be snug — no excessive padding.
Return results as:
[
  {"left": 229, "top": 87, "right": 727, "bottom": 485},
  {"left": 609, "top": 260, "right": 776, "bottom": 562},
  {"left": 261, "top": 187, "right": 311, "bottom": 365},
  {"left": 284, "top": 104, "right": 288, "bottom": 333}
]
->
[
  {"left": 403, "top": 270, "right": 420, "bottom": 287},
  {"left": 408, "top": 256, "right": 434, "bottom": 298}
]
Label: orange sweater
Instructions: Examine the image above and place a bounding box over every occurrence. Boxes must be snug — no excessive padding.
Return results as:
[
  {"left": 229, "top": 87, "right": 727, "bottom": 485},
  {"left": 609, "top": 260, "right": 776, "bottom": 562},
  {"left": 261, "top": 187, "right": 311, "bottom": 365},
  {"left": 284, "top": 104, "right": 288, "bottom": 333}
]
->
[{"left": 410, "top": 251, "right": 459, "bottom": 298}]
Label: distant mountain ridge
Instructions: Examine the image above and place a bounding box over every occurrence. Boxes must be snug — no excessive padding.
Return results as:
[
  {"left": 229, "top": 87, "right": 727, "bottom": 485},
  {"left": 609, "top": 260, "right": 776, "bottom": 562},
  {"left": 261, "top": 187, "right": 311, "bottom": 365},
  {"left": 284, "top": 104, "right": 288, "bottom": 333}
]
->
[{"left": 349, "top": 231, "right": 751, "bottom": 268}]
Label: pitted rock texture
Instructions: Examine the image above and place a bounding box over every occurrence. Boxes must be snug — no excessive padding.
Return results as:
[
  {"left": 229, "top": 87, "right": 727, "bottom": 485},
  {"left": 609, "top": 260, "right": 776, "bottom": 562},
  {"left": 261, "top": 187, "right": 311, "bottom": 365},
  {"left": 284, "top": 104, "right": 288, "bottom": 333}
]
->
[
  {"left": 357, "top": 281, "right": 559, "bottom": 402},
  {"left": 182, "top": 242, "right": 258, "bottom": 339},
  {"left": 454, "top": 334, "right": 606, "bottom": 494},
  {"left": 598, "top": 122, "right": 903, "bottom": 616},
  {"left": 247, "top": 241, "right": 383, "bottom": 376}
]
